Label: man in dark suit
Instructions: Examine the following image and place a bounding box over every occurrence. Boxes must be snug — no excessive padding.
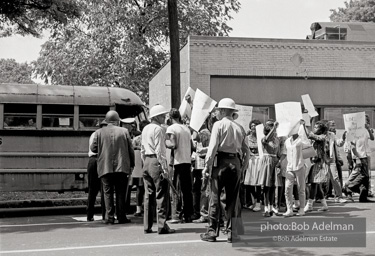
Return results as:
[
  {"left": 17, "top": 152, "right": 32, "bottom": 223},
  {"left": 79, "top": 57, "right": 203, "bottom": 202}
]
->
[{"left": 91, "top": 110, "right": 135, "bottom": 224}]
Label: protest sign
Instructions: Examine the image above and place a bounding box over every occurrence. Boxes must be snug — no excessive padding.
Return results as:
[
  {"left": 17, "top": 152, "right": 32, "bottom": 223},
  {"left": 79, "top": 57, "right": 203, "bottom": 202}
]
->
[
  {"left": 179, "top": 87, "right": 195, "bottom": 119},
  {"left": 190, "top": 89, "right": 217, "bottom": 132},
  {"left": 343, "top": 112, "right": 366, "bottom": 142},
  {"left": 301, "top": 94, "right": 319, "bottom": 117},
  {"left": 275, "top": 102, "right": 302, "bottom": 137},
  {"left": 236, "top": 104, "right": 253, "bottom": 132},
  {"left": 256, "top": 124, "right": 265, "bottom": 158},
  {"left": 302, "top": 113, "right": 311, "bottom": 126}
]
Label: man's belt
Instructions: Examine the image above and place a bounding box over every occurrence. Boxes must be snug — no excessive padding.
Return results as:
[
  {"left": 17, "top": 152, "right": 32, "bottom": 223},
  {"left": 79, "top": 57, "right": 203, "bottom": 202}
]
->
[
  {"left": 217, "top": 151, "right": 239, "bottom": 158},
  {"left": 145, "top": 154, "right": 157, "bottom": 158}
]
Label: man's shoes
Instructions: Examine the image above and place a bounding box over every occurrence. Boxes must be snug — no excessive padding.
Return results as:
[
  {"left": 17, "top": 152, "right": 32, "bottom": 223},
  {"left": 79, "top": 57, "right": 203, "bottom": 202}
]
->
[
  {"left": 263, "top": 211, "right": 271, "bottom": 217},
  {"left": 159, "top": 228, "right": 176, "bottom": 234},
  {"left": 169, "top": 219, "right": 181, "bottom": 224},
  {"left": 191, "top": 214, "right": 200, "bottom": 221},
  {"left": 134, "top": 212, "right": 142, "bottom": 217},
  {"left": 144, "top": 229, "right": 154, "bottom": 234},
  {"left": 87, "top": 217, "right": 94, "bottom": 222},
  {"left": 193, "top": 216, "right": 208, "bottom": 223},
  {"left": 334, "top": 198, "right": 347, "bottom": 203},
  {"left": 253, "top": 203, "right": 261, "bottom": 212},
  {"left": 297, "top": 210, "right": 305, "bottom": 216},
  {"left": 117, "top": 218, "right": 131, "bottom": 224},
  {"left": 283, "top": 211, "right": 294, "bottom": 217},
  {"left": 271, "top": 206, "right": 279, "bottom": 214},
  {"left": 200, "top": 232, "right": 216, "bottom": 242}
]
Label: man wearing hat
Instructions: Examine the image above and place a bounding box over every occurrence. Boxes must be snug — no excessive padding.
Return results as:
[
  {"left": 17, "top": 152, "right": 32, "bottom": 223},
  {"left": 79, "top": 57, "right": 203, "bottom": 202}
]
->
[
  {"left": 91, "top": 110, "right": 135, "bottom": 224},
  {"left": 200, "top": 98, "right": 250, "bottom": 243},
  {"left": 141, "top": 105, "right": 175, "bottom": 234}
]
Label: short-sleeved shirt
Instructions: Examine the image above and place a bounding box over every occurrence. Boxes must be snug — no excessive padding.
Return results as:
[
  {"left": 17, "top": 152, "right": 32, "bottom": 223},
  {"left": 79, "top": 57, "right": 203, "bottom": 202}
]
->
[
  {"left": 166, "top": 123, "right": 192, "bottom": 165},
  {"left": 141, "top": 123, "right": 167, "bottom": 161},
  {"left": 353, "top": 131, "right": 370, "bottom": 159},
  {"left": 205, "top": 117, "right": 248, "bottom": 167}
]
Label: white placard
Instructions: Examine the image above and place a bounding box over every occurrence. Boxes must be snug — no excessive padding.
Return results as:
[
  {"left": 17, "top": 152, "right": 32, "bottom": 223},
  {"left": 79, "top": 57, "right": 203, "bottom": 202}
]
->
[
  {"left": 179, "top": 87, "right": 196, "bottom": 119},
  {"left": 275, "top": 102, "right": 303, "bottom": 137},
  {"left": 59, "top": 118, "right": 70, "bottom": 126},
  {"left": 189, "top": 89, "right": 217, "bottom": 132},
  {"left": 302, "top": 113, "right": 311, "bottom": 126},
  {"left": 256, "top": 124, "right": 265, "bottom": 158},
  {"left": 236, "top": 104, "right": 253, "bottom": 133},
  {"left": 301, "top": 94, "right": 319, "bottom": 117},
  {"left": 343, "top": 112, "right": 366, "bottom": 142}
]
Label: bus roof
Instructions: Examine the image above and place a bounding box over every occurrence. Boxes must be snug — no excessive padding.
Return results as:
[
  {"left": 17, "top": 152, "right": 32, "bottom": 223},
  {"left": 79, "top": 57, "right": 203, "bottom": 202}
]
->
[{"left": 0, "top": 84, "right": 144, "bottom": 106}]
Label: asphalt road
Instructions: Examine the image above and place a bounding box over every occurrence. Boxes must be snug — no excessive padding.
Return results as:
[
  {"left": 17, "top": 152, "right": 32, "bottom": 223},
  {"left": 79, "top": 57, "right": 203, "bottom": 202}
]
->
[{"left": 1, "top": 194, "right": 375, "bottom": 256}]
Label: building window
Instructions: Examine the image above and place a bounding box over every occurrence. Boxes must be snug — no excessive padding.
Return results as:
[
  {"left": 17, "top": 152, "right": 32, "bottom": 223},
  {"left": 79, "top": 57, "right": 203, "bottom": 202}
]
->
[
  {"left": 3, "top": 104, "right": 37, "bottom": 128},
  {"left": 252, "top": 107, "right": 269, "bottom": 126},
  {"left": 324, "top": 107, "right": 375, "bottom": 130},
  {"left": 42, "top": 104, "right": 74, "bottom": 128}
]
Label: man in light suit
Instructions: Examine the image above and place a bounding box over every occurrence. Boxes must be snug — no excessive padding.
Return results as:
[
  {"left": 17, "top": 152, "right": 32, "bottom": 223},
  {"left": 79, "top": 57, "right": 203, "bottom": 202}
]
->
[{"left": 91, "top": 110, "right": 135, "bottom": 224}]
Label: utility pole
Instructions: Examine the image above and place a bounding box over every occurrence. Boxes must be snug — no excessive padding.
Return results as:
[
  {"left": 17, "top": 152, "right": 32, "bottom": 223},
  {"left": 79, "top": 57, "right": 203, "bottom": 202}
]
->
[{"left": 167, "top": 0, "right": 181, "bottom": 108}]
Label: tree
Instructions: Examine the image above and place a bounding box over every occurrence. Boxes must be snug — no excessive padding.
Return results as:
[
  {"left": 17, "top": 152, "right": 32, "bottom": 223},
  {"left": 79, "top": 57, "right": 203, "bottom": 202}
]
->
[
  {"left": 0, "top": 58, "right": 35, "bottom": 84},
  {"left": 0, "top": 0, "right": 81, "bottom": 37},
  {"left": 32, "top": 0, "right": 241, "bottom": 103},
  {"left": 330, "top": 0, "right": 375, "bottom": 22}
]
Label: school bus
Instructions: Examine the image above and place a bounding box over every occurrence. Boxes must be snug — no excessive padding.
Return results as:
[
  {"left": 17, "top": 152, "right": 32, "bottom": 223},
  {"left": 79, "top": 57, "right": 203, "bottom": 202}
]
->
[{"left": 0, "top": 83, "right": 146, "bottom": 192}]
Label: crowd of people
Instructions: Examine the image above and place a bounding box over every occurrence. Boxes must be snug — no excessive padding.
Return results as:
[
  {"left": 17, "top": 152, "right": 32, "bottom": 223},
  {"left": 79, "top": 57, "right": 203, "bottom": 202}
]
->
[{"left": 86, "top": 97, "right": 374, "bottom": 243}]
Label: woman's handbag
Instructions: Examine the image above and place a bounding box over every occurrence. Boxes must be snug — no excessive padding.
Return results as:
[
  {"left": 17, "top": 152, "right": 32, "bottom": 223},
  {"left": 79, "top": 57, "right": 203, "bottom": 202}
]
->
[{"left": 302, "top": 144, "right": 317, "bottom": 159}]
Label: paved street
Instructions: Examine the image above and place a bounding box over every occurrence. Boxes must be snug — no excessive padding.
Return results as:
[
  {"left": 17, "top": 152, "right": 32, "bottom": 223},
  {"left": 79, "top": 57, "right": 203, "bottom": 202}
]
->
[{"left": 1, "top": 195, "right": 375, "bottom": 256}]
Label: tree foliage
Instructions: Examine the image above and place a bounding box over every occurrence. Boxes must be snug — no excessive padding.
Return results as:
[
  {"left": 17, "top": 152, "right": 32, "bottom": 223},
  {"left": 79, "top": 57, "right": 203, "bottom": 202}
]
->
[
  {"left": 0, "top": 58, "right": 35, "bottom": 84},
  {"left": 330, "top": 0, "right": 375, "bottom": 22},
  {"left": 0, "top": 0, "right": 81, "bottom": 37},
  {"left": 32, "top": 0, "right": 240, "bottom": 103}
]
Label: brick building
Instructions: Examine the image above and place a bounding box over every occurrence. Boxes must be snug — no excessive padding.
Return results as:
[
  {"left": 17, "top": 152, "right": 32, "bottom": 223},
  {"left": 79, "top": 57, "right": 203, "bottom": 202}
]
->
[
  {"left": 150, "top": 22, "right": 375, "bottom": 125},
  {"left": 149, "top": 22, "right": 375, "bottom": 168}
]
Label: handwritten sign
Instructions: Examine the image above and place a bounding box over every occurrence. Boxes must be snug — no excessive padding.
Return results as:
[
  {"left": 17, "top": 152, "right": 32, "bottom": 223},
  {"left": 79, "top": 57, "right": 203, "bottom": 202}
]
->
[
  {"left": 190, "top": 89, "right": 217, "bottom": 132},
  {"left": 236, "top": 104, "right": 253, "bottom": 133},
  {"left": 256, "top": 124, "right": 265, "bottom": 158},
  {"left": 343, "top": 112, "right": 366, "bottom": 142},
  {"left": 275, "top": 102, "right": 303, "bottom": 137},
  {"left": 301, "top": 94, "right": 319, "bottom": 117},
  {"left": 179, "top": 87, "right": 195, "bottom": 120}
]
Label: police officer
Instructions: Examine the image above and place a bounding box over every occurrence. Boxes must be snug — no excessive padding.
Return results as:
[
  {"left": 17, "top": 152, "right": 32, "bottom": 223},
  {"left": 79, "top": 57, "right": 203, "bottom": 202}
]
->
[
  {"left": 141, "top": 105, "right": 175, "bottom": 234},
  {"left": 200, "top": 98, "right": 250, "bottom": 243}
]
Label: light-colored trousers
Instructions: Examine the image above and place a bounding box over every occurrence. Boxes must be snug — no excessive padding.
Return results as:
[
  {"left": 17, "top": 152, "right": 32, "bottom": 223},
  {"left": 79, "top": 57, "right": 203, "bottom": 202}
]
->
[{"left": 285, "top": 166, "right": 306, "bottom": 212}]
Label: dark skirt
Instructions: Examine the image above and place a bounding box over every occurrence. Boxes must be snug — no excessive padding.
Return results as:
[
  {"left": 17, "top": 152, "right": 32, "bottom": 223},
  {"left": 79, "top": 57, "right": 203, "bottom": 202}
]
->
[{"left": 307, "top": 162, "right": 329, "bottom": 184}]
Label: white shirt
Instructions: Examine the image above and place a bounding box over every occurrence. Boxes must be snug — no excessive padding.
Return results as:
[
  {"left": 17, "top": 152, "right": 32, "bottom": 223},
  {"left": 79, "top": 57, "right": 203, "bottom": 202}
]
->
[
  {"left": 166, "top": 123, "right": 192, "bottom": 165},
  {"left": 285, "top": 127, "right": 310, "bottom": 171},
  {"left": 352, "top": 131, "right": 370, "bottom": 159},
  {"left": 88, "top": 132, "right": 97, "bottom": 157},
  {"left": 141, "top": 123, "right": 167, "bottom": 169}
]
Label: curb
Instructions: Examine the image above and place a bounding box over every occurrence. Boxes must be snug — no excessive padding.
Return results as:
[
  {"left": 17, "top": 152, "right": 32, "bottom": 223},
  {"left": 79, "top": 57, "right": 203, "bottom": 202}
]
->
[{"left": 0, "top": 198, "right": 136, "bottom": 218}]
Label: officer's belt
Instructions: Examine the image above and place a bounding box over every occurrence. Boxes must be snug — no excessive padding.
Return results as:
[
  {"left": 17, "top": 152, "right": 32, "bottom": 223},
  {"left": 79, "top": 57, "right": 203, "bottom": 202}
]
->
[
  {"left": 145, "top": 154, "right": 157, "bottom": 158},
  {"left": 217, "top": 151, "right": 239, "bottom": 159}
]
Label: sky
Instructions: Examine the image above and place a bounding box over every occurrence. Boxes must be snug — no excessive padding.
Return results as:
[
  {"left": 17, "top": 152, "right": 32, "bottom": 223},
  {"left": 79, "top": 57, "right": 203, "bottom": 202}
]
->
[{"left": 0, "top": 0, "right": 346, "bottom": 63}]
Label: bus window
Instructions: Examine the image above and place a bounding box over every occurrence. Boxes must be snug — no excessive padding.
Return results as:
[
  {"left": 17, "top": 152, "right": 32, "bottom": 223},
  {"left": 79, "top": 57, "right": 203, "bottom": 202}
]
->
[
  {"left": 4, "top": 104, "right": 37, "bottom": 128},
  {"left": 79, "top": 105, "right": 109, "bottom": 129},
  {"left": 42, "top": 104, "right": 74, "bottom": 128},
  {"left": 252, "top": 107, "right": 269, "bottom": 124}
]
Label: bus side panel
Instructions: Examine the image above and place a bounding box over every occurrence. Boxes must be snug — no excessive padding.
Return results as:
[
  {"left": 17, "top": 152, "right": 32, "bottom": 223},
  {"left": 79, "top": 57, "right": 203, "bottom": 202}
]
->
[{"left": 0, "top": 134, "right": 90, "bottom": 192}]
